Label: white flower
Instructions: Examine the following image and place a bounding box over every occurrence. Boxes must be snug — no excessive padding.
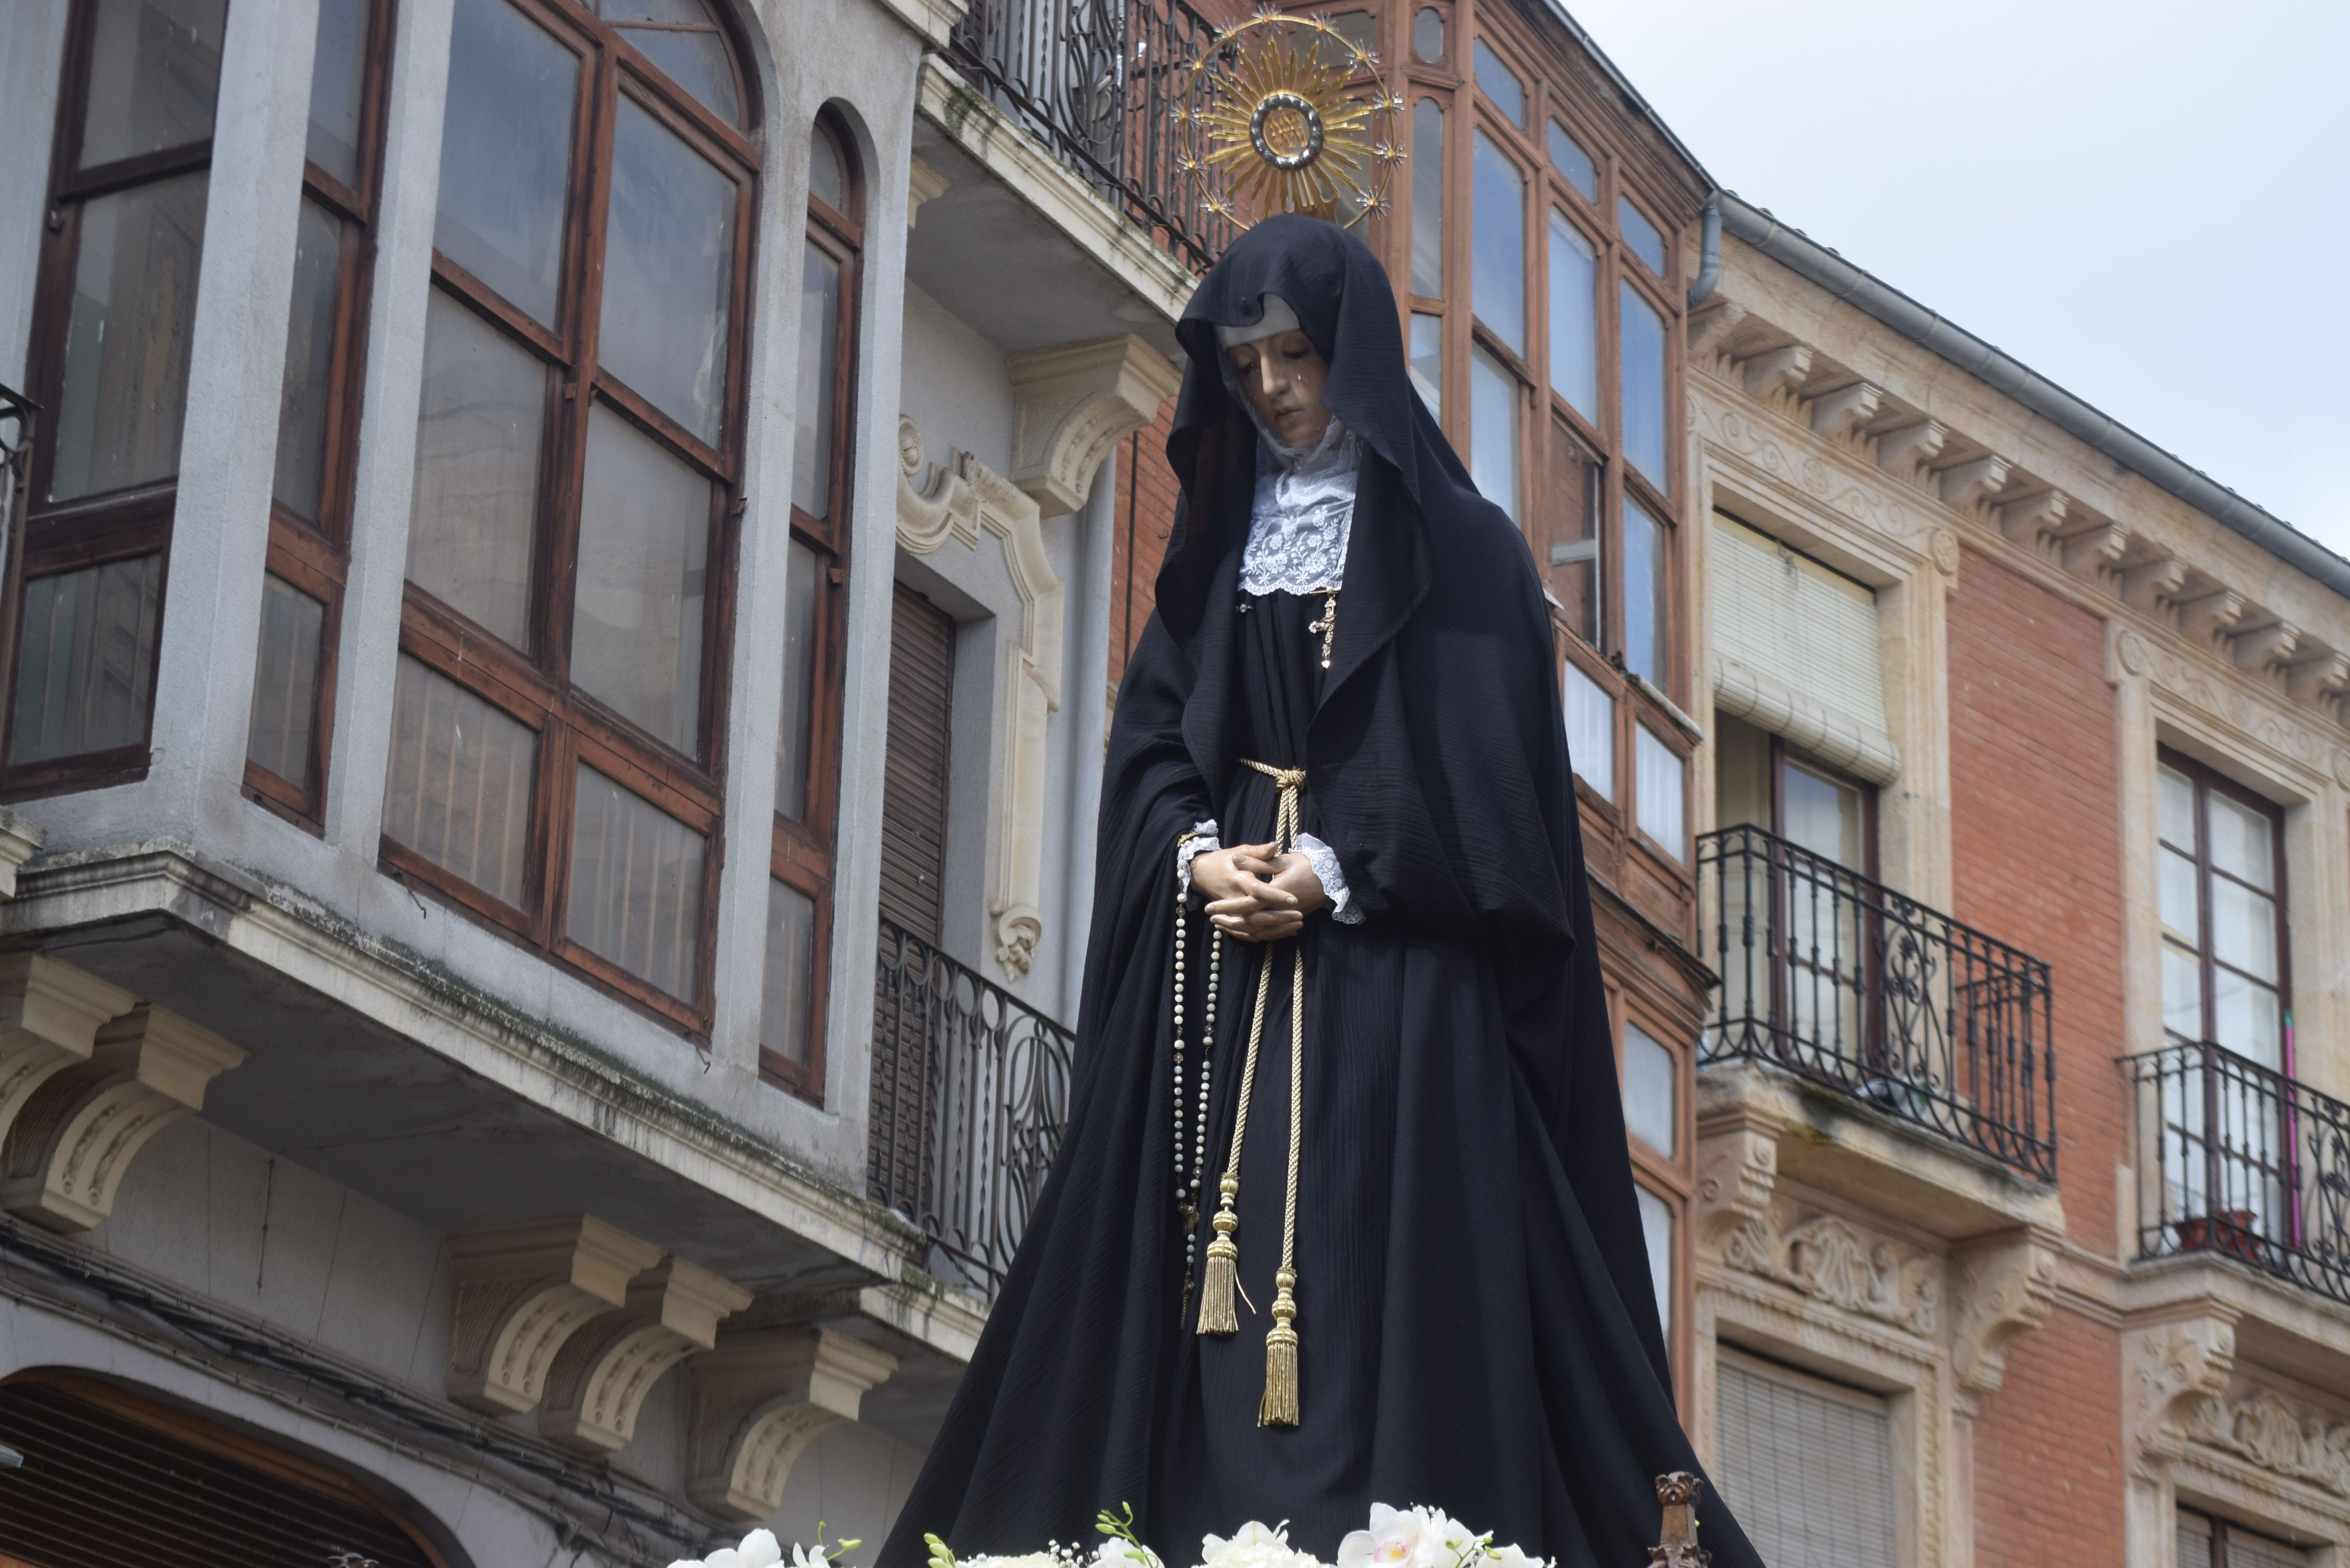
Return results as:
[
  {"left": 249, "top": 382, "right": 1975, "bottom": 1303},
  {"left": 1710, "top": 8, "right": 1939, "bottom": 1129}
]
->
[
  {"left": 1095, "top": 1537, "right": 1154, "bottom": 1568},
  {"left": 1483, "top": 1545, "right": 1542, "bottom": 1568},
  {"left": 1337, "top": 1504, "right": 1497, "bottom": 1568},
  {"left": 1200, "top": 1521, "right": 1319, "bottom": 1568}
]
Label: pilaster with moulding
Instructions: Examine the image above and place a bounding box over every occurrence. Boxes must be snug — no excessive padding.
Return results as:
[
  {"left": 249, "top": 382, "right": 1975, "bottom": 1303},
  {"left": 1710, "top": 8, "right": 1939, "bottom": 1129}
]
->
[
  {"left": 1006, "top": 334, "right": 1181, "bottom": 517},
  {"left": 444, "top": 1215, "right": 664, "bottom": 1415},
  {"left": 0, "top": 1004, "right": 244, "bottom": 1233},
  {"left": 686, "top": 1327, "right": 901, "bottom": 1524},
  {"left": 539, "top": 1255, "right": 753, "bottom": 1454}
]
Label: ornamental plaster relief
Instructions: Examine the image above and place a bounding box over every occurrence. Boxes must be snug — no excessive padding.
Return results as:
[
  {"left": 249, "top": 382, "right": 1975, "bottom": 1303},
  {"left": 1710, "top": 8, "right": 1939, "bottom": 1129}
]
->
[
  {"left": 1690, "top": 393, "right": 1925, "bottom": 562},
  {"left": 2109, "top": 620, "right": 2349, "bottom": 792}
]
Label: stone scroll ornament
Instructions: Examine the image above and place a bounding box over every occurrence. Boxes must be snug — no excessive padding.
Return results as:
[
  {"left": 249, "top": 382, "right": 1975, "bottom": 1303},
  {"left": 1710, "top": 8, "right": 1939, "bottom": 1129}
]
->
[{"left": 1177, "top": 9, "right": 1403, "bottom": 230}]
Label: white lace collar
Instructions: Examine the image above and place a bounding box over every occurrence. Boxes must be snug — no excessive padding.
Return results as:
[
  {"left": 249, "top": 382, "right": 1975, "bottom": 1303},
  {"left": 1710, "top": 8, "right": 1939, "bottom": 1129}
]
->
[{"left": 1240, "top": 418, "right": 1360, "bottom": 596}]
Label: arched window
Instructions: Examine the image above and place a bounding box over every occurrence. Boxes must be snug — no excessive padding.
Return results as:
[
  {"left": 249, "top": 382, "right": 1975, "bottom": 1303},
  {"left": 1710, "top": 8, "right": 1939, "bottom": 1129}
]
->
[
  {"left": 384, "top": 0, "right": 758, "bottom": 1035},
  {"left": 244, "top": 0, "right": 398, "bottom": 829},
  {"left": 759, "top": 111, "right": 860, "bottom": 1101},
  {"left": 5, "top": 0, "right": 232, "bottom": 798}
]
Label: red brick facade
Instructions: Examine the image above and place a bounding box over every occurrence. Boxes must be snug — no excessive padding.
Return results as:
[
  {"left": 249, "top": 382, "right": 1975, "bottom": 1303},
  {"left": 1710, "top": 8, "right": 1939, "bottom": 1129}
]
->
[
  {"left": 1110, "top": 398, "right": 1182, "bottom": 691},
  {"left": 1948, "top": 544, "right": 2128, "bottom": 1566}
]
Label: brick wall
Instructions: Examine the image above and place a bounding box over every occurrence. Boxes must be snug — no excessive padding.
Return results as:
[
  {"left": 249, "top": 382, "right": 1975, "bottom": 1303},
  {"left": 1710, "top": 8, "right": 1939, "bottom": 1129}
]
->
[
  {"left": 1946, "top": 544, "right": 2127, "bottom": 1568},
  {"left": 1110, "top": 398, "right": 1181, "bottom": 691}
]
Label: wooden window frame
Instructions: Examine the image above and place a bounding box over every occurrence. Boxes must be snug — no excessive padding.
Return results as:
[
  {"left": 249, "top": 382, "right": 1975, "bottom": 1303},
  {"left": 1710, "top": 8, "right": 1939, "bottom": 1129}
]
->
[
  {"left": 762, "top": 110, "right": 863, "bottom": 1102},
  {"left": 243, "top": 0, "right": 399, "bottom": 831},
  {"left": 1614, "top": 987, "right": 1695, "bottom": 1404},
  {"left": 2158, "top": 747, "right": 2293, "bottom": 1059},
  {"left": 385, "top": 0, "right": 761, "bottom": 1039},
  {"left": 2, "top": 0, "right": 231, "bottom": 801}
]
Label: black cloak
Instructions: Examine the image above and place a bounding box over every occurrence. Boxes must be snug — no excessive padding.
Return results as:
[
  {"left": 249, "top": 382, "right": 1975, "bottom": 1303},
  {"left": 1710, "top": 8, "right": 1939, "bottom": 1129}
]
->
[{"left": 880, "top": 217, "right": 1760, "bottom": 1568}]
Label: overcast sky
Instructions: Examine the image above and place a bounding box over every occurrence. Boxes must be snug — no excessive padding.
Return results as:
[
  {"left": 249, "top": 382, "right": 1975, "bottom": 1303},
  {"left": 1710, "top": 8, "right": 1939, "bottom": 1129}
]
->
[{"left": 1562, "top": 0, "right": 2350, "bottom": 558}]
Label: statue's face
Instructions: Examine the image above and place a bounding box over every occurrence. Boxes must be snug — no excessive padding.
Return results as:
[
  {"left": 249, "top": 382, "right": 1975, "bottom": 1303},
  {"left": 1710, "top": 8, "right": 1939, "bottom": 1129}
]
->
[{"left": 1226, "top": 330, "right": 1333, "bottom": 448}]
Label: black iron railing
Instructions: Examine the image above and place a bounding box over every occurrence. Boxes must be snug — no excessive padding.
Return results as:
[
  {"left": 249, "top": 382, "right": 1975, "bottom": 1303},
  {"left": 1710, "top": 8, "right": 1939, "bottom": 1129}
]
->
[
  {"left": 1698, "top": 824, "right": 2057, "bottom": 1181},
  {"left": 943, "top": 0, "right": 1235, "bottom": 272},
  {"left": 2129, "top": 1040, "right": 2350, "bottom": 1306},
  {"left": 0, "top": 384, "right": 31, "bottom": 568},
  {"left": 870, "top": 917, "right": 1075, "bottom": 1298}
]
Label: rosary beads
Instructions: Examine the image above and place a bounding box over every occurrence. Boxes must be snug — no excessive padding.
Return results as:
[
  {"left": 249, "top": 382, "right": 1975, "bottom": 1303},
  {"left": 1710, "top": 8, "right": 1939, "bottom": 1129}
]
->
[{"left": 1171, "top": 840, "right": 1222, "bottom": 1309}]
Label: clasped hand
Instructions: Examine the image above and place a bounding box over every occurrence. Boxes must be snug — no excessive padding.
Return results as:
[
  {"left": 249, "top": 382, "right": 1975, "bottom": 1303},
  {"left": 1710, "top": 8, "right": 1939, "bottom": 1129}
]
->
[{"left": 1191, "top": 842, "right": 1328, "bottom": 943}]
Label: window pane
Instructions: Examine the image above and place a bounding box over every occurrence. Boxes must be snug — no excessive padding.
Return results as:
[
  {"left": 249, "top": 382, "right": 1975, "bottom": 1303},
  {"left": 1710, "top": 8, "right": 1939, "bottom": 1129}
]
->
[
  {"left": 761, "top": 877, "right": 818, "bottom": 1066},
  {"left": 1548, "top": 211, "right": 1597, "bottom": 419},
  {"left": 567, "top": 765, "right": 705, "bottom": 999},
  {"left": 1620, "top": 196, "right": 1667, "bottom": 276},
  {"left": 383, "top": 655, "right": 536, "bottom": 907},
  {"left": 2162, "top": 940, "right": 2204, "bottom": 1042},
  {"left": 1468, "top": 347, "right": 1520, "bottom": 524},
  {"left": 1620, "top": 279, "right": 1669, "bottom": 490},
  {"left": 1471, "top": 131, "right": 1525, "bottom": 355},
  {"left": 48, "top": 174, "right": 209, "bottom": 503},
  {"left": 408, "top": 290, "right": 545, "bottom": 647},
  {"left": 809, "top": 125, "right": 847, "bottom": 211},
  {"left": 572, "top": 403, "right": 711, "bottom": 756},
  {"left": 2212, "top": 877, "right": 2279, "bottom": 984},
  {"left": 1545, "top": 420, "right": 1597, "bottom": 639},
  {"left": 1622, "top": 1021, "right": 1675, "bottom": 1156},
  {"left": 1635, "top": 1184, "right": 1673, "bottom": 1342},
  {"left": 1310, "top": 11, "right": 1376, "bottom": 68},
  {"left": 599, "top": 99, "right": 736, "bottom": 445},
  {"left": 1635, "top": 723, "right": 1683, "bottom": 858},
  {"left": 79, "top": 0, "right": 227, "bottom": 170},
  {"left": 2208, "top": 790, "right": 2275, "bottom": 891},
  {"left": 776, "top": 538, "right": 820, "bottom": 819},
  {"left": 1622, "top": 497, "right": 1666, "bottom": 685},
  {"left": 2159, "top": 845, "right": 2199, "bottom": 944},
  {"left": 306, "top": 0, "right": 372, "bottom": 187},
  {"left": 1782, "top": 760, "right": 1863, "bottom": 870},
  {"left": 2157, "top": 763, "right": 2195, "bottom": 848},
  {"left": 273, "top": 199, "right": 343, "bottom": 521},
  {"left": 9, "top": 556, "right": 163, "bottom": 764},
  {"left": 1409, "top": 312, "right": 1443, "bottom": 416},
  {"left": 1412, "top": 7, "right": 1444, "bottom": 62},
  {"left": 1714, "top": 712, "right": 1769, "bottom": 831},
  {"left": 246, "top": 573, "right": 325, "bottom": 787},
  {"left": 1547, "top": 121, "right": 1596, "bottom": 202},
  {"left": 435, "top": 0, "right": 579, "bottom": 327},
  {"left": 1472, "top": 38, "right": 1524, "bottom": 124},
  {"left": 1410, "top": 99, "right": 1444, "bottom": 298},
  {"left": 793, "top": 243, "right": 843, "bottom": 519},
  {"left": 603, "top": 0, "right": 740, "bottom": 126},
  {"left": 2213, "top": 966, "right": 2281, "bottom": 1070},
  {"left": 1562, "top": 658, "right": 1612, "bottom": 801}
]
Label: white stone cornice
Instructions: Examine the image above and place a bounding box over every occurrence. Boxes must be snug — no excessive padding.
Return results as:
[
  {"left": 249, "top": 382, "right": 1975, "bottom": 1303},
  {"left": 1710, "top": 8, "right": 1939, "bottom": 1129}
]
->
[
  {"left": 445, "top": 1215, "right": 664, "bottom": 1416},
  {"left": 686, "top": 1327, "right": 900, "bottom": 1524},
  {"left": 2176, "top": 586, "right": 2250, "bottom": 642},
  {"left": 1873, "top": 418, "right": 1948, "bottom": 482},
  {"left": 2286, "top": 649, "right": 2350, "bottom": 708},
  {"left": 1738, "top": 342, "right": 1813, "bottom": 402},
  {"left": 1998, "top": 487, "right": 2069, "bottom": 545},
  {"left": 1934, "top": 453, "right": 2011, "bottom": 512},
  {"left": 539, "top": 1255, "right": 752, "bottom": 1454},
  {"left": 2230, "top": 617, "right": 2301, "bottom": 673},
  {"left": 1808, "top": 381, "right": 1882, "bottom": 440},
  {"left": 874, "top": 0, "right": 967, "bottom": 50},
  {"left": 2121, "top": 552, "right": 2190, "bottom": 609},
  {"left": 2057, "top": 519, "right": 2127, "bottom": 579},
  {"left": 0, "top": 1005, "right": 244, "bottom": 1233},
  {"left": 1007, "top": 333, "right": 1181, "bottom": 517}
]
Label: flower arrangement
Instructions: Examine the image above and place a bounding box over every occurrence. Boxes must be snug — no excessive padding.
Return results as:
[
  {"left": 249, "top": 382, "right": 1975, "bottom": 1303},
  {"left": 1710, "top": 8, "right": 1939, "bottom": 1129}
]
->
[{"left": 668, "top": 1504, "right": 1553, "bottom": 1568}]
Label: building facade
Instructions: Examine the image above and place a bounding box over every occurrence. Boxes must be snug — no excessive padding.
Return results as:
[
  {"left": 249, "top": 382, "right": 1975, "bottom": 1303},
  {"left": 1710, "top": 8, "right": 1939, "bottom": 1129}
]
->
[{"left": 3, "top": 0, "right": 2349, "bottom": 1562}]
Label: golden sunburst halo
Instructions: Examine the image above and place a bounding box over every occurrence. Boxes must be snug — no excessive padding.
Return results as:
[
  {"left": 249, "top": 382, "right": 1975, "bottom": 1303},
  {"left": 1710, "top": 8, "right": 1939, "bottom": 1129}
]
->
[{"left": 1181, "top": 12, "right": 1400, "bottom": 233}]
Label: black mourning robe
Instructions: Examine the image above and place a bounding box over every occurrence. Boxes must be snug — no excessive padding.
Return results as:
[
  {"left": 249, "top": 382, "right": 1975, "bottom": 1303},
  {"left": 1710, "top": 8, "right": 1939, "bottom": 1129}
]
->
[{"left": 879, "top": 217, "right": 1762, "bottom": 1568}]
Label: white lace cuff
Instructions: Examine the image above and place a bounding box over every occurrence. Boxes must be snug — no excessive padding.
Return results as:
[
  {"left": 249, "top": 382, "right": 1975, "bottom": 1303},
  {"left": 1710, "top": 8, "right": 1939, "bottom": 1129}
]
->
[
  {"left": 1177, "top": 820, "right": 1221, "bottom": 895},
  {"left": 1294, "top": 832, "right": 1363, "bottom": 924}
]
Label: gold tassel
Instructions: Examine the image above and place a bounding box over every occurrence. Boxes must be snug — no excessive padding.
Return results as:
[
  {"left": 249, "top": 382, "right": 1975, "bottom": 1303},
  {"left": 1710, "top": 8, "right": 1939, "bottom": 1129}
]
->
[
  {"left": 1259, "top": 1267, "right": 1299, "bottom": 1427},
  {"left": 1196, "top": 1173, "right": 1241, "bottom": 1333}
]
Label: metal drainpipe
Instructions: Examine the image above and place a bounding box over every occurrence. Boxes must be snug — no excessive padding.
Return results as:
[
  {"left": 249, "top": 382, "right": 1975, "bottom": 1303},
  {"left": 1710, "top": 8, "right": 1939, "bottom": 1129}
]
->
[{"left": 1686, "top": 194, "right": 1722, "bottom": 308}]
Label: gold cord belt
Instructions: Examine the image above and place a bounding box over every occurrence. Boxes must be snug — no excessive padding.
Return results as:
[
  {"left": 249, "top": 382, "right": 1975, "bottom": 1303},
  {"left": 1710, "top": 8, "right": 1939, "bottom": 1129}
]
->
[{"left": 1196, "top": 757, "right": 1306, "bottom": 1428}]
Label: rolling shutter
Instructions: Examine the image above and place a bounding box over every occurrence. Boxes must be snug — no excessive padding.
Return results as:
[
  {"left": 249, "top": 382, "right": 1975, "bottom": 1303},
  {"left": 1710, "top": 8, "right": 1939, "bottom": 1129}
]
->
[
  {"left": 881, "top": 583, "right": 955, "bottom": 944},
  {"left": 1710, "top": 514, "right": 1898, "bottom": 785},
  {"left": 1715, "top": 1350, "right": 1896, "bottom": 1568},
  {"left": 2181, "top": 1509, "right": 2310, "bottom": 1568}
]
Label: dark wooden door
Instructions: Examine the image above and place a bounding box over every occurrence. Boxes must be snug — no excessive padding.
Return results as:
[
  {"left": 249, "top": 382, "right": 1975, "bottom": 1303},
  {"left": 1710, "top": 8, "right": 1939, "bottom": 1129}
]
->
[{"left": 880, "top": 583, "right": 954, "bottom": 943}]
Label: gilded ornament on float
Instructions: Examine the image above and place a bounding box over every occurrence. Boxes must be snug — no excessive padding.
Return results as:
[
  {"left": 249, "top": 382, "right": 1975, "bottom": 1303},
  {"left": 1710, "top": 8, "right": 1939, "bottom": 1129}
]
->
[{"left": 1176, "top": 9, "right": 1402, "bottom": 230}]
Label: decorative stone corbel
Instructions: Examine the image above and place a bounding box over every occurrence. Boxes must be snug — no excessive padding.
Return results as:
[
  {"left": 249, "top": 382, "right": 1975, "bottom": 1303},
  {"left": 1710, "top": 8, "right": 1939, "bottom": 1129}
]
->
[
  {"left": 1738, "top": 343, "right": 1813, "bottom": 402},
  {"left": 1948, "top": 1226, "right": 2061, "bottom": 1401},
  {"left": 1686, "top": 300, "right": 1747, "bottom": 361},
  {"left": 2230, "top": 617, "right": 2300, "bottom": 673},
  {"left": 907, "top": 156, "right": 949, "bottom": 227},
  {"left": 0, "top": 955, "right": 132, "bottom": 1161},
  {"left": 1934, "top": 453, "right": 2011, "bottom": 513},
  {"left": 1694, "top": 1096, "right": 1785, "bottom": 1270},
  {"left": 896, "top": 417, "right": 1067, "bottom": 977},
  {"left": 0, "top": 1005, "right": 244, "bottom": 1233},
  {"left": 1998, "top": 488, "right": 2069, "bottom": 546},
  {"left": 445, "top": 1215, "right": 663, "bottom": 1415},
  {"left": 0, "top": 807, "right": 44, "bottom": 899},
  {"left": 2284, "top": 649, "right": 2350, "bottom": 708},
  {"left": 1006, "top": 335, "right": 1180, "bottom": 517},
  {"left": 1872, "top": 418, "right": 1948, "bottom": 483},
  {"left": 2122, "top": 1311, "right": 2237, "bottom": 1474},
  {"left": 539, "top": 1255, "right": 752, "bottom": 1454},
  {"left": 686, "top": 1327, "right": 900, "bottom": 1524},
  {"left": 2175, "top": 587, "right": 2248, "bottom": 643},
  {"left": 2057, "top": 520, "right": 2127, "bottom": 579},
  {"left": 1808, "top": 381, "right": 1882, "bottom": 440},
  {"left": 2121, "top": 554, "right": 2188, "bottom": 610}
]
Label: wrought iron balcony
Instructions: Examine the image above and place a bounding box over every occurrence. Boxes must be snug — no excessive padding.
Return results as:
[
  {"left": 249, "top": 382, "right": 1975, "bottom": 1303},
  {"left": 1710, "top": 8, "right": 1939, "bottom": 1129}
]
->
[
  {"left": 0, "top": 383, "right": 31, "bottom": 555},
  {"left": 944, "top": 0, "right": 1235, "bottom": 272},
  {"left": 870, "top": 916, "right": 1075, "bottom": 1299},
  {"left": 1697, "top": 824, "right": 2058, "bottom": 1181},
  {"left": 2129, "top": 1040, "right": 2350, "bottom": 1307}
]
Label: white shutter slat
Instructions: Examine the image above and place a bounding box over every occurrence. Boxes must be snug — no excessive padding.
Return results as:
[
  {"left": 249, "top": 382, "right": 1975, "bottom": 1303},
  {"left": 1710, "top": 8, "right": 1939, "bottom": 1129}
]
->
[
  {"left": 1716, "top": 1351, "right": 1897, "bottom": 1568},
  {"left": 1710, "top": 516, "right": 1898, "bottom": 785}
]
